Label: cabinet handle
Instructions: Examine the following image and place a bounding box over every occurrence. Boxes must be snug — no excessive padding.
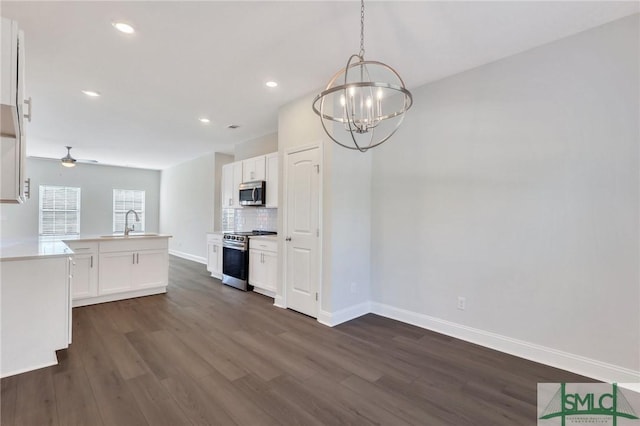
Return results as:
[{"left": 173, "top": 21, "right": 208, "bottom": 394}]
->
[
  {"left": 229, "top": 198, "right": 232, "bottom": 207},
  {"left": 136, "top": 253, "right": 139, "bottom": 264},
  {"left": 90, "top": 255, "right": 93, "bottom": 268},
  {"left": 285, "top": 237, "right": 291, "bottom": 242},
  {"left": 23, "top": 97, "right": 32, "bottom": 122},
  {"left": 132, "top": 253, "right": 135, "bottom": 264},
  {"left": 24, "top": 178, "right": 31, "bottom": 199}
]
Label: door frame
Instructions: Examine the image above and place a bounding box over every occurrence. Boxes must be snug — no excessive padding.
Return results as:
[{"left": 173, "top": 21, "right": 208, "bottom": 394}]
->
[{"left": 279, "top": 142, "right": 323, "bottom": 318}]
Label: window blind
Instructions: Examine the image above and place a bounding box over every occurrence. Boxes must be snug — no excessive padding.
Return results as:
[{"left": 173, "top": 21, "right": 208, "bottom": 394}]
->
[
  {"left": 39, "top": 185, "right": 81, "bottom": 236},
  {"left": 113, "top": 189, "right": 145, "bottom": 233}
]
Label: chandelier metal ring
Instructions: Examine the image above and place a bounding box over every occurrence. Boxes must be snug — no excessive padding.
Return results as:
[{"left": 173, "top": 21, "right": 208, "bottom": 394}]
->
[{"left": 312, "top": 56, "right": 413, "bottom": 152}]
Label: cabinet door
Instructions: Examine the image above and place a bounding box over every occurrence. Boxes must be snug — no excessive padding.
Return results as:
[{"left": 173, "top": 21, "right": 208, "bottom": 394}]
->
[
  {"left": 265, "top": 153, "right": 278, "bottom": 208},
  {"left": 207, "top": 242, "right": 222, "bottom": 279},
  {"left": 71, "top": 253, "right": 98, "bottom": 299},
  {"left": 243, "top": 157, "right": 266, "bottom": 182},
  {"left": 99, "top": 252, "right": 134, "bottom": 295},
  {"left": 221, "top": 164, "right": 234, "bottom": 209},
  {"left": 132, "top": 249, "right": 168, "bottom": 289},
  {"left": 263, "top": 251, "right": 278, "bottom": 292},
  {"left": 248, "top": 249, "right": 265, "bottom": 288},
  {"left": 216, "top": 242, "right": 223, "bottom": 277},
  {"left": 232, "top": 162, "right": 243, "bottom": 208}
]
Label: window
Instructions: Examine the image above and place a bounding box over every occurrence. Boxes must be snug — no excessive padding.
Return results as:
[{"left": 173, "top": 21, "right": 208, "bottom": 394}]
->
[
  {"left": 39, "top": 185, "right": 81, "bottom": 237},
  {"left": 113, "top": 189, "right": 145, "bottom": 233}
]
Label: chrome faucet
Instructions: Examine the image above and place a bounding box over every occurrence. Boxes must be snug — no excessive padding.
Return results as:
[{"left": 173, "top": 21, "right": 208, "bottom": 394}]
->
[{"left": 124, "top": 209, "right": 140, "bottom": 236}]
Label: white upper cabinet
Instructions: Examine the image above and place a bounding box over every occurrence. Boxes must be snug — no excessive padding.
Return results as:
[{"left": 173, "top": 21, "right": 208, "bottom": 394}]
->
[
  {"left": 222, "top": 162, "right": 243, "bottom": 208},
  {"left": 1, "top": 17, "right": 26, "bottom": 139},
  {"left": 242, "top": 156, "right": 266, "bottom": 182},
  {"left": 1, "top": 18, "right": 30, "bottom": 204},
  {"left": 222, "top": 153, "right": 277, "bottom": 209},
  {"left": 265, "top": 153, "right": 278, "bottom": 208}
]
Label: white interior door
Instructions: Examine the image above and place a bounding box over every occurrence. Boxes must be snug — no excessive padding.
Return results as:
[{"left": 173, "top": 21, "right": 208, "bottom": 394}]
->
[{"left": 285, "top": 146, "right": 320, "bottom": 317}]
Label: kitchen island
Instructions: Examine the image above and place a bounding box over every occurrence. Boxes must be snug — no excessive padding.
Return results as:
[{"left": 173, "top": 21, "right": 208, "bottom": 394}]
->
[
  {"left": 1, "top": 239, "right": 74, "bottom": 378},
  {"left": 0, "top": 234, "right": 171, "bottom": 378}
]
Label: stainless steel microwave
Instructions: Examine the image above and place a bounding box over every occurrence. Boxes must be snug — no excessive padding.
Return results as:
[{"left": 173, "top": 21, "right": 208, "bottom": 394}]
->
[{"left": 239, "top": 181, "right": 266, "bottom": 206}]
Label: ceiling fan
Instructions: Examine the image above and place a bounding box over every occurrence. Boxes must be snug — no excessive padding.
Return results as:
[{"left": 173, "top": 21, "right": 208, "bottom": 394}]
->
[{"left": 30, "top": 146, "right": 99, "bottom": 167}]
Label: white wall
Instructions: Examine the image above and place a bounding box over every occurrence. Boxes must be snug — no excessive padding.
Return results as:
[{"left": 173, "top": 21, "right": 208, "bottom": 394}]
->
[
  {"left": 160, "top": 152, "right": 232, "bottom": 262},
  {"left": 0, "top": 158, "right": 160, "bottom": 239},
  {"left": 234, "top": 132, "right": 278, "bottom": 161},
  {"left": 370, "top": 15, "right": 639, "bottom": 377}
]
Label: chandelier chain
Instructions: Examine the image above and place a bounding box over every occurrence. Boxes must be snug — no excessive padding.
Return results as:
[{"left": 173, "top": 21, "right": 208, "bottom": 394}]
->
[{"left": 359, "top": 0, "right": 365, "bottom": 58}]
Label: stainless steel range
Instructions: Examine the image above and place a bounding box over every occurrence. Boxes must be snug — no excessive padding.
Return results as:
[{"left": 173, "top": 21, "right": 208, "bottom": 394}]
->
[{"left": 222, "top": 230, "right": 276, "bottom": 291}]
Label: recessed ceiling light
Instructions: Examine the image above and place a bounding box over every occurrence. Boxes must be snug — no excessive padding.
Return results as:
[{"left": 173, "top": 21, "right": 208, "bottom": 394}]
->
[
  {"left": 265, "top": 81, "right": 278, "bottom": 88},
  {"left": 112, "top": 22, "right": 135, "bottom": 34},
  {"left": 82, "top": 90, "right": 101, "bottom": 97},
  {"left": 199, "top": 118, "right": 211, "bottom": 124},
  {"left": 227, "top": 124, "right": 240, "bottom": 129}
]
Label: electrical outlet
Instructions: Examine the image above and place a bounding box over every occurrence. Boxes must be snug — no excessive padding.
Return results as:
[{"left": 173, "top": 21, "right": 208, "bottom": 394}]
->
[
  {"left": 350, "top": 282, "right": 357, "bottom": 294},
  {"left": 457, "top": 296, "right": 466, "bottom": 310}
]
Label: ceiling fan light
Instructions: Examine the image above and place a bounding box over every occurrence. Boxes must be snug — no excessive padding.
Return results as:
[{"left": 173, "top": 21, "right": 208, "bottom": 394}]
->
[{"left": 61, "top": 146, "right": 77, "bottom": 168}]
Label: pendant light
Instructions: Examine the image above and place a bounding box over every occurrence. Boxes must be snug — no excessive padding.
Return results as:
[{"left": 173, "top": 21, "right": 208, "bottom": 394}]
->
[
  {"left": 61, "top": 146, "right": 76, "bottom": 168},
  {"left": 312, "top": 0, "right": 413, "bottom": 152}
]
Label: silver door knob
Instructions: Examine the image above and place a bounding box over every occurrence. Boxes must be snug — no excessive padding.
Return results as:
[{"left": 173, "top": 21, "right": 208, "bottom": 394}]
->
[{"left": 285, "top": 237, "right": 291, "bottom": 241}]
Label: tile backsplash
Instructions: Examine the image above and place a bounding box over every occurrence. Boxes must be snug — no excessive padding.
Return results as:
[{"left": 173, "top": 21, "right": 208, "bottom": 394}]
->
[{"left": 222, "top": 208, "right": 277, "bottom": 232}]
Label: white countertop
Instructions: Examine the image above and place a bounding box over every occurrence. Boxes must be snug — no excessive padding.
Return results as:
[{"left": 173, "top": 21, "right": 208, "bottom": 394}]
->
[
  {"left": 0, "top": 234, "right": 172, "bottom": 261},
  {"left": 248, "top": 235, "right": 277, "bottom": 241},
  {"left": 63, "top": 233, "right": 172, "bottom": 242},
  {"left": 0, "top": 238, "right": 73, "bottom": 261}
]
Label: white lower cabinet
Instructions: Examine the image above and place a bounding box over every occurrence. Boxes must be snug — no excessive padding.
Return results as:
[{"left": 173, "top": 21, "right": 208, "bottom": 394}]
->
[
  {"left": 67, "top": 236, "right": 170, "bottom": 307},
  {"left": 99, "top": 249, "right": 168, "bottom": 294},
  {"left": 249, "top": 238, "right": 277, "bottom": 293},
  {"left": 99, "top": 251, "right": 136, "bottom": 294},
  {"left": 206, "top": 233, "right": 223, "bottom": 279},
  {"left": 65, "top": 242, "right": 98, "bottom": 300},
  {"left": 132, "top": 249, "right": 168, "bottom": 289}
]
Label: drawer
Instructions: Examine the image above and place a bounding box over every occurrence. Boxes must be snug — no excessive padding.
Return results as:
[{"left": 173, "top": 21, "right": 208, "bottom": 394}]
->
[
  {"left": 65, "top": 241, "right": 99, "bottom": 253},
  {"left": 207, "top": 233, "right": 223, "bottom": 244},
  {"left": 249, "top": 238, "right": 277, "bottom": 252}
]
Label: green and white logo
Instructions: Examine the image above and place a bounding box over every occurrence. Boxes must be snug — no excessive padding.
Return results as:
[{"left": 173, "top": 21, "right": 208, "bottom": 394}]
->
[{"left": 538, "top": 383, "right": 640, "bottom": 425}]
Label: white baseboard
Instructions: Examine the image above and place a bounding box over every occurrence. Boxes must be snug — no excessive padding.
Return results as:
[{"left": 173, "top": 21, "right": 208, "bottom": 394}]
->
[
  {"left": 370, "top": 302, "right": 640, "bottom": 384},
  {"left": 253, "top": 287, "right": 275, "bottom": 298},
  {"left": 318, "top": 301, "right": 371, "bottom": 327},
  {"left": 1, "top": 358, "right": 58, "bottom": 379},
  {"left": 273, "top": 295, "right": 286, "bottom": 309},
  {"left": 169, "top": 249, "right": 206, "bottom": 265},
  {"left": 73, "top": 287, "right": 167, "bottom": 307}
]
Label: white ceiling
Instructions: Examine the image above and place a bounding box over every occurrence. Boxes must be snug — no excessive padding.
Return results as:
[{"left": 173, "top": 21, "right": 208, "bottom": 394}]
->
[{"left": 2, "top": 1, "right": 638, "bottom": 170}]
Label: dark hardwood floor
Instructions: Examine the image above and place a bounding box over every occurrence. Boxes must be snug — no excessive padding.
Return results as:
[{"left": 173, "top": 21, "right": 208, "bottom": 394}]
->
[{"left": 1, "top": 255, "right": 591, "bottom": 425}]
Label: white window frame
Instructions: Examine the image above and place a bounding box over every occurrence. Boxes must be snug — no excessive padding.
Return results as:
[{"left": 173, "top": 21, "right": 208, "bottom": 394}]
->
[
  {"left": 113, "top": 189, "right": 145, "bottom": 233},
  {"left": 38, "top": 185, "right": 81, "bottom": 237}
]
